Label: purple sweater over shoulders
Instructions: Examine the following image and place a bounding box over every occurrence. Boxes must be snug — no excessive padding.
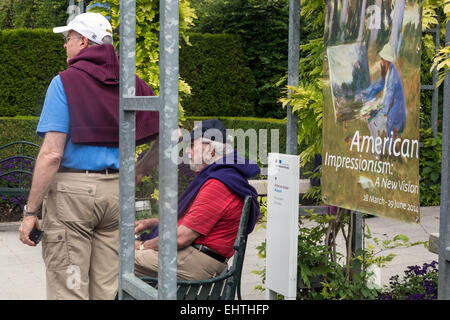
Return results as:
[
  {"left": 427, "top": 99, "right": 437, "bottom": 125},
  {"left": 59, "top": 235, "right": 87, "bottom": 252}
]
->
[{"left": 59, "top": 44, "right": 159, "bottom": 147}]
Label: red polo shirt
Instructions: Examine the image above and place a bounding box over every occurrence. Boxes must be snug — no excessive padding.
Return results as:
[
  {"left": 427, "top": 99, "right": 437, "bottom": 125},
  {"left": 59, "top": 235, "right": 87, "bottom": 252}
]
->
[{"left": 178, "top": 178, "right": 244, "bottom": 258}]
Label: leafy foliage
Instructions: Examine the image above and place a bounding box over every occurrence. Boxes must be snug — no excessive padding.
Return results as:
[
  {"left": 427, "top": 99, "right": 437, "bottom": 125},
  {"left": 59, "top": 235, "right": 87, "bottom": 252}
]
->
[
  {"left": 0, "top": 0, "right": 70, "bottom": 29},
  {"left": 424, "top": 0, "right": 449, "bottom": 86},
  {"left": 280, "top": 81, "right": 323, "bottom": 167},
  {"left": 419, "top": 128, "right": 442, "bottom": 205}
]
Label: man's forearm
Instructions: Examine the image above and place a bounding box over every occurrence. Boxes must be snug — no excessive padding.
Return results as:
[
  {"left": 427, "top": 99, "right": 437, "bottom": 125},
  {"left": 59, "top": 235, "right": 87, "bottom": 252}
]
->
[
  {"left": 27, "top": 151, "right": 62, "bottom": 212},
  {"left": 26, "top": 132, "right": 66, "bottom": 212}
]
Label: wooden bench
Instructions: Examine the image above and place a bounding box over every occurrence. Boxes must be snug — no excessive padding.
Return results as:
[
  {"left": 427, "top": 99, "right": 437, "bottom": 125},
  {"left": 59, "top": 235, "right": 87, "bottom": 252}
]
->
[{"left": 140, "top": 195, "right": 253, "bottom": 300}]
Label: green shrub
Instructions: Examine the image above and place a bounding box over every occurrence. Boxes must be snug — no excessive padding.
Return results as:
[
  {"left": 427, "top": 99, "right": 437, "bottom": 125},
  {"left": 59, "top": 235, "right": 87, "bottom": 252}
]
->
[
  {"left": 190, "top": 0, "right": 290, "bottom": 119},
  {"left": 0, "top": 116, "right": 41, "bottom": 146},
  {"left": 180, "top": 33, "right": 257, "bottom": 117},
  {"left": 0, "top": 29, "right": 66, "bottom": 117},
  {"left": 419, "top": 128, "right": 442, "bottom": 206},
  {"left": 0, "top": 117, "right": 41, "bottom": 162}
]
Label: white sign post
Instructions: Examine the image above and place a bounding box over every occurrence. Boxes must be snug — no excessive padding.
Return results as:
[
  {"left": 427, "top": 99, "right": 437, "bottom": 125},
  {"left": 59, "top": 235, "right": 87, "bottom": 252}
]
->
[{"left": 265, "top": 153, "right": 299, "bottom": 300}]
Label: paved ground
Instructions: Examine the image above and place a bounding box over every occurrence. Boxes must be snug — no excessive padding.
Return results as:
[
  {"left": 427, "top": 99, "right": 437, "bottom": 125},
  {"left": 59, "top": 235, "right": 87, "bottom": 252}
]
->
[{"left": 0, "top": 206, "right": 441, "bottom": 300}]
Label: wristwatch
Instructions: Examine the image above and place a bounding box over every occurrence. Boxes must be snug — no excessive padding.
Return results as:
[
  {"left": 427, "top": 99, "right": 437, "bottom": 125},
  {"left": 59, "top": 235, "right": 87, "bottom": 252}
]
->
[{"left": 23, "top": 205, "right": 40, "bottom": 217}]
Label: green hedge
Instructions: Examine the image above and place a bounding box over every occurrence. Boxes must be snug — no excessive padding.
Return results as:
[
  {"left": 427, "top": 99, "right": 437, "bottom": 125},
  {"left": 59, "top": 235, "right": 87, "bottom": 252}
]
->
[
  {"left": 0, "top": 116, "right": 41, "bottom": 145},
  {"left": 0, "top": 29, "right": 66, "bottom": 117},
  {"left": 0, "top": 30, "right": 257, "bottom": 119},
  {"left": 0, "top": 115, "right": 286, "bottom": 156},
  {"left": 0, "top": 117, "right": 41, "bottom": 158},
  {"left": 180, "top": 33, "right": 257, "bottom": 117}
]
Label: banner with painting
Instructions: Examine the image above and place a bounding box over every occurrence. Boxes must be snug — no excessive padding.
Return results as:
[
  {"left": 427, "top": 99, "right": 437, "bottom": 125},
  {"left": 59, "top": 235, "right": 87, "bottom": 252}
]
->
[{"left": 322, "top": 0, "right": 423, "bottom": 223}]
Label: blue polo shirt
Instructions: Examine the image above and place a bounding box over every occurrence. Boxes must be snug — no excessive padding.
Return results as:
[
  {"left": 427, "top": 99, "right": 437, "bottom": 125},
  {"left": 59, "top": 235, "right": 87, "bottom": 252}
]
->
[{"left": 37, "top": 75, "right": 119, "bottom": 170}]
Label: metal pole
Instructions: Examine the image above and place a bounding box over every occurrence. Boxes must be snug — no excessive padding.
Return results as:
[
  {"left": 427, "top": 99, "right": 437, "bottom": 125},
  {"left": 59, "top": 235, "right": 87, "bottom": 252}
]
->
[
  {"left": 78, "top": 0, "right": 84, "bottom": 14},
  {"left": 118, "top": 0, "right": 138, "bottom": 300},
  {"left": 286, "top": 0, "right": 300, "bottom": 155},
  {"left": 117, "top": 0, "right": 179, "bottom": 301},
  {"left": 438, "top": 20, "right": 450, "bottom": 300},
  {"left": 431, "top": 13, "right": 440, "bottom": 138},
  {"left": 157, "top": 0, "right": 179, "bottom": 300}
]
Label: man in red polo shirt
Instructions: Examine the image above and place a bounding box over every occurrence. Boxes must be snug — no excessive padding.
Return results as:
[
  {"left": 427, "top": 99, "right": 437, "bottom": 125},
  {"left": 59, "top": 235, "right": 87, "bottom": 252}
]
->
[{"left": 134, "top": 119, "right": 260, "bottom": 280}]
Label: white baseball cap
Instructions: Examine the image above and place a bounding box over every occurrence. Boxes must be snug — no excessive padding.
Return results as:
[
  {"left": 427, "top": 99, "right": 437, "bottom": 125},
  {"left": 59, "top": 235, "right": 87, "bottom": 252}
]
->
[{"left": 53, "top": 12, "right": 113, "bottom": 45}]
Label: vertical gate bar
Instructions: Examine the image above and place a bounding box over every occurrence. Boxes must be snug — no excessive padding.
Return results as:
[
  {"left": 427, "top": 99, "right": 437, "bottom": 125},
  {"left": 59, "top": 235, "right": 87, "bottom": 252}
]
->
[
  {"left": 431, "top": 13, "right": 440, "bottom": 138},
  {"left": 286, "top": 0, "right": 300, "bottom": 155},
  {"left": 157, "top": 0, "right": 179, "bottom": 300},
  {"left": 118, "top": 0, "right": 137, "bottom": 300},
  {"left": 78, "top": 0, "right": 84, "bottom": 14},
  {"left": 438, "top": 20, "right": 450, "bottom": 300}
]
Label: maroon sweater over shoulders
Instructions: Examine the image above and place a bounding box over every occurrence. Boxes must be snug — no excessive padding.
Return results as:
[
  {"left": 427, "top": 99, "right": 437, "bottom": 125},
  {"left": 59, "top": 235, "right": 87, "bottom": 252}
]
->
[{"left": 59, "top": 44, "right": 159, "bottom": 147}]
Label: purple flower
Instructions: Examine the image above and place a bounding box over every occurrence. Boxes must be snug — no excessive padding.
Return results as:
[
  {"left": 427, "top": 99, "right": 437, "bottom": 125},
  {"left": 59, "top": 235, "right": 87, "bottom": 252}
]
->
[{"left": 406, "top": 293, "right": 425, "bottom": 300}]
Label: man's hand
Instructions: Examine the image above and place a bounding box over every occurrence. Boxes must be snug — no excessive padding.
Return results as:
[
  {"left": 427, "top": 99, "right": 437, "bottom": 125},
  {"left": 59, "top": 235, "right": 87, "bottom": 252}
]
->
[
  {"left": 135, "top": 218, "right": 158, "bottom": 234},
  {"left": 135, "top": 219, "right": 149, "bottom": 234},
  {"left": 19, "top": 131, "right": 65, "bottom": 247},
  {"left": 134, "top": 239, "right": 158, "bottom": 251},
  {"left": 19, "top": 215, "right": 40, "bottom": 246}
]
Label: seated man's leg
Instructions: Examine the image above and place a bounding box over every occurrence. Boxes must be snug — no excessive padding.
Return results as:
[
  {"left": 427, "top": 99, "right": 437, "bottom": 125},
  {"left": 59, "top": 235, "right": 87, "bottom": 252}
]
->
[
  {"left": 134, "top": 246, "right": 227, "bottom": 280},
  {"left": 177, "top": 246, "right": 228, "bottom": 280},
  {"left": 135, "top": 248, "right": 159, "bottom": 278}
]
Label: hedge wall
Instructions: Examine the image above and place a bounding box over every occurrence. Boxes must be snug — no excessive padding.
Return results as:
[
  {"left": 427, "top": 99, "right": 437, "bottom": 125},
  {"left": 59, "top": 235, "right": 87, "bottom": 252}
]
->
[
  {"left": 179, "top": 33, "right": 257, "bottom": 117},
  {"left": 0, "top": 29, "right": 66, "bottom": 117},
  {"left": 0, "top": 115, "right": 285, "bottom": 155},
  {"left": 0, "top": 30, "right": 257, "bottom": 119},
  {"left": 0, "top": 117, "right": 42, "bottom": 158},
  {"left": 0, "top": 116, "right": 41, "bottom": 145}
]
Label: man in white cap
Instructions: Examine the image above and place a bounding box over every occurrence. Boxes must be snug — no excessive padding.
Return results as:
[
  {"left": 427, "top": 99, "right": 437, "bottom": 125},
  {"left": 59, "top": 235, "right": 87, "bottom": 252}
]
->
[
  {"left": 18, "top": 12, "right": 159, "bottom": 300},
  {"left": 361, "top": 42, "right": 407, "bottom": 149}
]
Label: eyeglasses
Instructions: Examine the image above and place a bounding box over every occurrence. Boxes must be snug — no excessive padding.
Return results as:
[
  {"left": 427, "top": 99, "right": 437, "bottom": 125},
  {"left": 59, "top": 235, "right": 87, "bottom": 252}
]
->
[
  {"left": 189, "top": 141, "right": 211, "bottom": 149},
  {"left": 64, "top": 35, "right": 81, "bottom": 44}
]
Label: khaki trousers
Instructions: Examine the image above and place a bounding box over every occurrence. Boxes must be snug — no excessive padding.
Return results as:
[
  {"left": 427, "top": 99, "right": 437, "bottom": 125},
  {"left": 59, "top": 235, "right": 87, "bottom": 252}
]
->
[
  {"left": 135, "top": 245, "right": 228, "bottom": 280},
  {"left": 41, "top": 172, "right": 119, "bottom": 300}
]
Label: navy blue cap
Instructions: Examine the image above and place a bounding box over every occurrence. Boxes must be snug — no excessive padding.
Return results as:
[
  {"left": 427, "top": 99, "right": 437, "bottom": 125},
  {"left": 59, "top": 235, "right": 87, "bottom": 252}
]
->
[{"left": 188, "top": 119, "right": 227, "bottom": 144}]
